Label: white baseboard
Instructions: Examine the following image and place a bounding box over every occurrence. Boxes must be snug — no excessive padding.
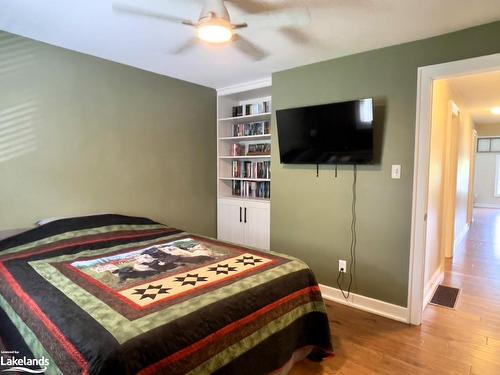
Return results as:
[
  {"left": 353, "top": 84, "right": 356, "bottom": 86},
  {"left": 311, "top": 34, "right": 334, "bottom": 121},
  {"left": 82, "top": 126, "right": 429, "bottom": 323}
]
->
[
  {"left": 423, "top": 266, "right": 444, "bottom": 309},
  {"left": 454, "top": 223, "right": 469, "bottom": 251},
  {"left": 474, "top": 203, "right": 500, "bottom": 209},
  {"left": 319, "top": 284, "right": 408, "bottom": 323}
]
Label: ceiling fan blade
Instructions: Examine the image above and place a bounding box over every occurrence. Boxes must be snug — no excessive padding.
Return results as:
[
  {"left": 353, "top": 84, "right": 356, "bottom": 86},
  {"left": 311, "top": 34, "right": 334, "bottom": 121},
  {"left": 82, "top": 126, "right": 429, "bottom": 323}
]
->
[
  {"left": 233, "top": 34, "right": 268, "bottom": 61},
  {"left": 170, "top": 37, "right": 199, "bottom": 55},
  {"left": 225, "top": 0, "right": 282, "bottom": 14},
  {"left": 243, "top": 6, "right": 311, "bottom": 29},
  {"left": 232, "top": 23, "right": 248, "bottom": 30},
  {"left": 112, "top": 2, "right": 195, "bottom": 25},
  {"left": 280, "top": 27, "right": 312, "bottom": 44}
]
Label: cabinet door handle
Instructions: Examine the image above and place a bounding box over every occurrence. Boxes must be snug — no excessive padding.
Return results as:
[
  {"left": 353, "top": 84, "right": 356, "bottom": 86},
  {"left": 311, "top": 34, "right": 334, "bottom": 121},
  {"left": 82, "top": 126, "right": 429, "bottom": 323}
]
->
[
  {"left": 240, "top": 207, "right": 242, "bottom": 223},
  {"left": 244, "top": 207, "right": 247, "bottom": 223}
]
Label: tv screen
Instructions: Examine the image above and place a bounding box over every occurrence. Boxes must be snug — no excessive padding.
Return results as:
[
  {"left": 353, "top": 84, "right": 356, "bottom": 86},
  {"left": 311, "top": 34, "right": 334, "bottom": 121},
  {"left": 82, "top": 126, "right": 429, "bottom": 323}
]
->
[{"left": 276, "top": 98, "right": 374, "bottom": 164}]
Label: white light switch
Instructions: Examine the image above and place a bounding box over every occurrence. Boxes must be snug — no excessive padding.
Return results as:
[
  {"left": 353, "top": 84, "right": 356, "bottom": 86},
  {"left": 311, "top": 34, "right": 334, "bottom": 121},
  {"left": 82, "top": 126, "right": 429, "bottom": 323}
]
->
[{"left": 391, "top": 165, "right": 402, "bottom": 179}]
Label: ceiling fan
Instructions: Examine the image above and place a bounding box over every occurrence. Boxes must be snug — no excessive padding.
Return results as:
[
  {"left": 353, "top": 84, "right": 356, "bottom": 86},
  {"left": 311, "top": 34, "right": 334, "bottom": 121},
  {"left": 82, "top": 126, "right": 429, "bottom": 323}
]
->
[{"left": 112, "top": 0, "right": 311, "bottom": 60}]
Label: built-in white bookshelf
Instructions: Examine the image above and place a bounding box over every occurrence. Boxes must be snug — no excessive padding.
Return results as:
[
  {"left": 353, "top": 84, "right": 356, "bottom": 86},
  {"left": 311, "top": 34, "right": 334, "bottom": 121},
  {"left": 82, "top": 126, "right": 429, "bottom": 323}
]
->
[
  {"left": 217, "top": 79, "right": 271, "bottom": 250},
  {"left": 217, "top": 83, "right": 272, "bottom": 201}
]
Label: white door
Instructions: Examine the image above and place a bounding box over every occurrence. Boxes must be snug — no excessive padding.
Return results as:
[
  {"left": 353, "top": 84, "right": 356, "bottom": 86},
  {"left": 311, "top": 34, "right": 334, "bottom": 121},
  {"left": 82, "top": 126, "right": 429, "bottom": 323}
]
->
[
  {"left": 217, "top": 199, "right": 245, "bottom": 245},
  {"left": 244, "top": 201, "right": 270, "bottom": 250}
]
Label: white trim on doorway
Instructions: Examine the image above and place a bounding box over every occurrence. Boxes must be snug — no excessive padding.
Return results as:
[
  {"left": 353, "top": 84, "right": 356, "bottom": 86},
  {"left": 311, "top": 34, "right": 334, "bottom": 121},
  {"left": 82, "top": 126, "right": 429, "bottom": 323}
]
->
[
  {"left": 495, "top": 154, "right": 500, "bottom": 197},
  {"left": 408, "top": 53, "right": 500, "bottom": 326},
  {"left": 442, "top": 100, "right": 461, "bottom": 259}
]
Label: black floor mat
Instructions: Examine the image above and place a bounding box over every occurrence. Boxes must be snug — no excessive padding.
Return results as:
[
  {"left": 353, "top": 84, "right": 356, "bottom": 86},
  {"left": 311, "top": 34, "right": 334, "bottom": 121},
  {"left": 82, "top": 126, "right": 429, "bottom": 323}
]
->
[{"left": 430, "top": 285, "right": 460, "bottom": 309}]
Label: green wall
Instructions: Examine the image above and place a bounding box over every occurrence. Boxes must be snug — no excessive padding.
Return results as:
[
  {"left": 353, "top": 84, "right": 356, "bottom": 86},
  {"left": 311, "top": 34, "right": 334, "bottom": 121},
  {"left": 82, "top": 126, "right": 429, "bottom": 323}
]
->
[
  {"left": 0, "top": 31, "right": 217, "bottom": 236},
  {"left": 271, "top": 21, "right": 500, "bottom": 306}
]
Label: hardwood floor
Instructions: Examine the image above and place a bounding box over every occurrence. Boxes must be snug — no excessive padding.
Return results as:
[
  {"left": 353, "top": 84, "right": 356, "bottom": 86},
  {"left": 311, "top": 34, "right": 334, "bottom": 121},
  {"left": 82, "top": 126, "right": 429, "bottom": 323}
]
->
[{"left": 291, "top": 208, "right": 500, "bottom": 374}]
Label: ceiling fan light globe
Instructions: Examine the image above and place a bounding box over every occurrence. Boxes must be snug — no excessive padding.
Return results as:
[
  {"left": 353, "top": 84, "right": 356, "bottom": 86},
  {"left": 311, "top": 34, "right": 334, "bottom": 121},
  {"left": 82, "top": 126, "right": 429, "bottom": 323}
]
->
[{"left": 197, "top": 20, "right": 233, "bottom": 44}]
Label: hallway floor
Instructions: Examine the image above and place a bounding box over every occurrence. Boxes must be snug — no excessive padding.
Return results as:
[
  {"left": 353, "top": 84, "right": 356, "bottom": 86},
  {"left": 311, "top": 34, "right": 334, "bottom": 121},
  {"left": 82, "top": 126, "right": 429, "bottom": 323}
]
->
[{"left": 291, "top": 208, "right": 500, "bottom": 374}]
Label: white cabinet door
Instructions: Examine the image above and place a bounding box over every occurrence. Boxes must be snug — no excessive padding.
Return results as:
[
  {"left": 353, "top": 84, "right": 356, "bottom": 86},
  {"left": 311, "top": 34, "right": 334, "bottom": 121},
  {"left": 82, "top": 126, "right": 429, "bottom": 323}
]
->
[
  {"left": 217, "top": 199, "right": 245, "bottom": 245},
  {"left": 244, "top": 201, "right": 270, "bottom": 251}
]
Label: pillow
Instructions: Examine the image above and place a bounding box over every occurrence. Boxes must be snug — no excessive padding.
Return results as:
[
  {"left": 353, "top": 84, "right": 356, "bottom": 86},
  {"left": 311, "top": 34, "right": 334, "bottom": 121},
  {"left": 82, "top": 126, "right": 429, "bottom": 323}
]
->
[{"left": 36, "top": 217, "right": 67, "bottom": 226}]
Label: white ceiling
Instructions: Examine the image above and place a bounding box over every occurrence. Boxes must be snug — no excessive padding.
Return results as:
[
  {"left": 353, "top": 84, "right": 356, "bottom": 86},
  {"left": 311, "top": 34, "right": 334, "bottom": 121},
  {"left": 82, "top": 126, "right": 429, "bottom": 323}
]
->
[
  {"left": 1, "top": 0, "right": 500, "bottom": 89},
  {"left": 449, "top": 71, "right": 500, "bottom": 124}
]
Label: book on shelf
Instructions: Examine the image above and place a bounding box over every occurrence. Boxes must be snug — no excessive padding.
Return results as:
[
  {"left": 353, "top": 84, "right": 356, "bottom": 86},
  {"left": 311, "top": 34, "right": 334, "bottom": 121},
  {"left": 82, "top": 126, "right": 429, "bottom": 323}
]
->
[
  {"left": 247, "top": 143, "right": 271, "bottom": 156},
  {"left": 232, "top": 160, "right": 241, "bottom": 178},
  {"left": 230, "top": 143, "right": 244, "bottom": 156},
  {"left": 231, "top": 180, "right": 270, "bottom": 199},
  {"left": 231, "top": 160, "right": 271, "bottom": 179},
  {"left": 232, "top": 105, "right": 244, "bottom": 117},
  {"left": 232, "top": 100, "right": 271, "bottom": 118},
  {"left": 232, "top": 121, "right": 271, "bottom": 137}
]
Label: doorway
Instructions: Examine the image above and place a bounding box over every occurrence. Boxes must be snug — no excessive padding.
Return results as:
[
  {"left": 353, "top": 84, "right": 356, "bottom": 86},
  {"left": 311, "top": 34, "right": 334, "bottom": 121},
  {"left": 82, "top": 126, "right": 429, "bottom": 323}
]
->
[{"left": 408, "top": 53, "right": 500, "bottom": 325}]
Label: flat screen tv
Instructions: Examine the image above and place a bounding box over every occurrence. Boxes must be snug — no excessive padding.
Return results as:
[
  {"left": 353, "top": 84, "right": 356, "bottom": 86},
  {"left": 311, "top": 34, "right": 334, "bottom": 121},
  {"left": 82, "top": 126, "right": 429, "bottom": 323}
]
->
[{"left": 276, "top": 98, "right": 374, "bottom": 164}]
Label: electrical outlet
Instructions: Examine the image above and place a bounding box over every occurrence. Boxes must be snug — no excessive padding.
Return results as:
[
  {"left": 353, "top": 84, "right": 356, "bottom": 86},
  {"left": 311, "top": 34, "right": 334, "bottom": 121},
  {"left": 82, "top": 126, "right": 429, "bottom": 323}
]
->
[{"left": 339, "top": 260, "right": 347, "bottom": 273}]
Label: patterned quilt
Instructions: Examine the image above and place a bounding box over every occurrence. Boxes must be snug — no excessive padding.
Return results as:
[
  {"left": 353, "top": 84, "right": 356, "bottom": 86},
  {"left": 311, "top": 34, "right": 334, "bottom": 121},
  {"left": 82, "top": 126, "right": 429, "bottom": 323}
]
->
[{"left": 0, "top": 215, "right": 332, "bottom": 374}]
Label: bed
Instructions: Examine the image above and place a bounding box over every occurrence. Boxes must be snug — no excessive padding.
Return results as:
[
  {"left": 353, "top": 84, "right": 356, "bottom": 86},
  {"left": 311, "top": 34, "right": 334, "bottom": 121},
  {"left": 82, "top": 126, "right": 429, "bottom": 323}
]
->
[{"left": 0, "top": 214, "right": 332, "bottom": 374}]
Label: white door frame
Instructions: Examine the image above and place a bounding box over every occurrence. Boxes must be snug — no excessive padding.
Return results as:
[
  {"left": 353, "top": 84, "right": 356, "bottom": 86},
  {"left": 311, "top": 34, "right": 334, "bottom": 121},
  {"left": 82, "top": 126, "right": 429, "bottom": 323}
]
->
[
  {"left": 467, "top": 129, "right": 478, "bottom": 224},
  {"left": 408, "top": 53, "right": 500, "bottom": 325},
  {"left": 442, "top": 101, "right": 460, "bottom": 259}
]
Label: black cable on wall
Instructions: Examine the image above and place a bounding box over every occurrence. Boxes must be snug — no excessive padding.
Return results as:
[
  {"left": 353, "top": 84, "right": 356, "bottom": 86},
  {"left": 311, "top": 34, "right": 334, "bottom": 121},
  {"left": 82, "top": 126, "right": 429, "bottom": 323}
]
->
[{"left": 337, "top": 164, "right": 357, "bottom": 299}]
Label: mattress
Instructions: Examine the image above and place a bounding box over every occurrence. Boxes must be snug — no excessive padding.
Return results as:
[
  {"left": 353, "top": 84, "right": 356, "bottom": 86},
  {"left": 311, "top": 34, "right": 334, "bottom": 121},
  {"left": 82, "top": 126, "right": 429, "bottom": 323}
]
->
[{"left": 0, "top": 214, "right": 332, "bottom": 374}]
